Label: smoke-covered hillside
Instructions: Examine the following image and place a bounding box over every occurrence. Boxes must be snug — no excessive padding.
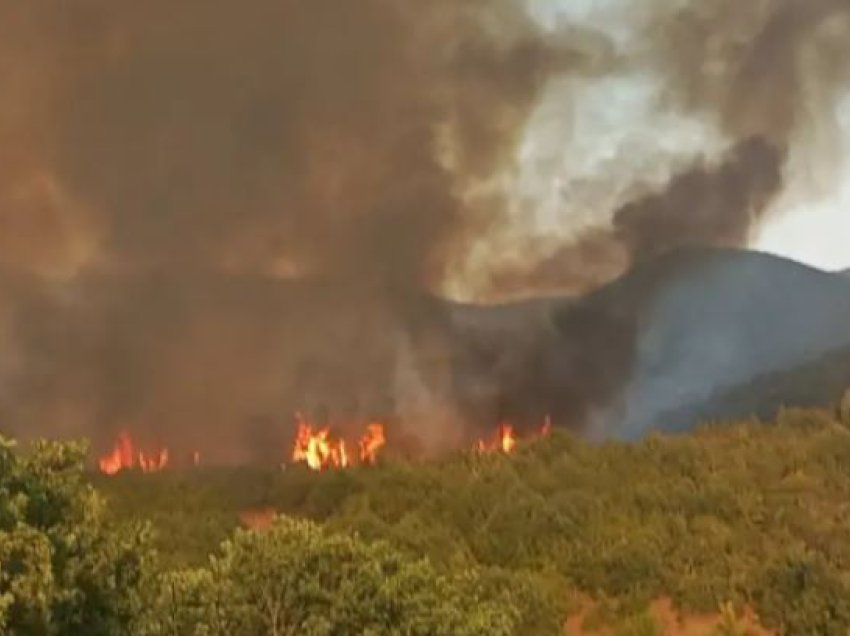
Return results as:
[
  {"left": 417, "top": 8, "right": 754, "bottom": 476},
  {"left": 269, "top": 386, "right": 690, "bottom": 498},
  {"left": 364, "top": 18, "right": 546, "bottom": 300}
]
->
[{"left": 448, "top": 248, "right": 850, "bottom": 439}]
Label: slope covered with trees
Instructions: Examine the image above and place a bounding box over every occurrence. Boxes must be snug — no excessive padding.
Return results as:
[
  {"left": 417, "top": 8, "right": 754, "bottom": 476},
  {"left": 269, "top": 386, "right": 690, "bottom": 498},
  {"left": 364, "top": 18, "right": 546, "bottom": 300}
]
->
[{"left": 4, "top": 406, "right": 850, "bottom": 634}]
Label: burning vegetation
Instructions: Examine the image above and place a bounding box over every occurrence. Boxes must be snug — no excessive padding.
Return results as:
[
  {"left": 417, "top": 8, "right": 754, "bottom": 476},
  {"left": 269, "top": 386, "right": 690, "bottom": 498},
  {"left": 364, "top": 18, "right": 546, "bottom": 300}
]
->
[
  {"left": 476, "top": 424, "right": 518, "bottom": 455},
  {"left": 291, "top": 416, "right": 352, "bottom": 471},
  {"left": 290, "top": 414, "right": 387, "bottom": 471},
  {"left": 98, "top": 431, "right": 169, "bottom": 475},
  {"left": 97, "top": 415, "right": 555, "bottom": 475},
  {"left": 476, "top": 417, "right": 552, "bottom": 455}
]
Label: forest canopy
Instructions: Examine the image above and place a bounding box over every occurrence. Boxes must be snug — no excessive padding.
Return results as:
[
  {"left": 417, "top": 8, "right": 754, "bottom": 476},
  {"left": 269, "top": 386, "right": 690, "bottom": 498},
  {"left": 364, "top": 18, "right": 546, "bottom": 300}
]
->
[{"left": 3, "top": 406, "right": 850, "bottom": 634}]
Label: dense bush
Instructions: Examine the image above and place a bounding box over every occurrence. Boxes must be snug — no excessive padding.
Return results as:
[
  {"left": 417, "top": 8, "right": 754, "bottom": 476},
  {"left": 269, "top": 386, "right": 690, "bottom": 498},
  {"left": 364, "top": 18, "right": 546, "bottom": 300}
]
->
[
  {"left": 8, "top": 406, "right": 850, "bottom": 633},
  {"left": 144, "top": 516, "right": 519, "bottom": 635},
  {"left": 0, "top": 437, "right": 152, "bottom": 635},
  {"left": 100, "top": 407, "right": 850, "bottom": 634},
  {"left": 1, "top": 439, "right": 545, "bottom": 634}
]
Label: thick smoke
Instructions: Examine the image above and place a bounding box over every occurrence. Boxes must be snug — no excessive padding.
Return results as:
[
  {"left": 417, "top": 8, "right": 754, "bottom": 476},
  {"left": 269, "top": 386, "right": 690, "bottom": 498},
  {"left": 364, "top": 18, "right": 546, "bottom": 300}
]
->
[
  {"left": 482, "top": 137, "right": 785, "bottom": 296},
  {"left": 1, "top": 0, "right": 850, "bottom": 457},
  {"left": 468, "top": 0, "right": 850, "bottom": 300},
  {"left": 0, "top": 0, "right": 602, "bottom": 459},
  {"left": 440, "top": 0, "right": 850, "bottom": 439},
  {"left": 655, "top": 0, "right": 850, "bottom": 145}
]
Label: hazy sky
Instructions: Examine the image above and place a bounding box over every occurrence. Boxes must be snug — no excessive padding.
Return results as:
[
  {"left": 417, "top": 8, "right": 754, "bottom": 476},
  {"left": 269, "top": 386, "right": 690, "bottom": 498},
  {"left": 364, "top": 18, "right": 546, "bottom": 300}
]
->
[
  {"left": 517, "top": 0, "right": 850, "bottom": 274},
  {"left": 754, "top": 92, "right": 850, "bottom": 271}
]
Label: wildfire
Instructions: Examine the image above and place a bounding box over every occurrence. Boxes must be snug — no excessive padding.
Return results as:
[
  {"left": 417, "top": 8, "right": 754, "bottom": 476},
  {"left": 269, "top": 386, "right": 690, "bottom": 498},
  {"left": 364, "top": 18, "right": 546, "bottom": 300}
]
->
[
  {"left": 98, "top": 431, "right": 169, "bottom": 475},
  {"left": 138, "top": 448, "right": 169, "bottom": 473},
  {"left": 500, "top": 424, "right": 517, "bottom": 453},
  {"left": 476, "top": 417, "right": 553, "bottom": 455},
  {"left": 292, "top": 417, "right": 349, "bottom": 470},
  {"left": 97, "top": 414, "right": 551, "bottom": 475},
  {"left": 291, "top": 415, "right": 385, "bottom": 471},
  {"left": 98, "top": 431, "right": 135, "bottom": 475},
  {"left": 359, "top": 422, "right": 386, "bottom": 465},
  {"left": 477, "top": 423, "right": 517, "bottom": 454}
]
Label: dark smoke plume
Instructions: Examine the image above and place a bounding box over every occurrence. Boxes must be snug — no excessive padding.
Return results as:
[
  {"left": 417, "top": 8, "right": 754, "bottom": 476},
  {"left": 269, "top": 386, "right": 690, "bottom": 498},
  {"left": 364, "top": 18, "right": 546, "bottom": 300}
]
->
[
  {"left": 614, "top": 137, "right": 785, "bottom": 261},
  {"left": 439, "top": 0, "right": 850, "bottom": 441},
  {"left": 1, "top": 1, "right": 850, "bottom": 457},
  {"left": 654, "top": 0, "right": 850, "bottom": 144},
  {"left": 484, "top": 138, "right": 785, "bottom": 297},
  {"left": 482, "top": 0, "right": 850, "bottom": 300},
  {"left": 0, "top": 0, "right": 606, "bottom": 459}
]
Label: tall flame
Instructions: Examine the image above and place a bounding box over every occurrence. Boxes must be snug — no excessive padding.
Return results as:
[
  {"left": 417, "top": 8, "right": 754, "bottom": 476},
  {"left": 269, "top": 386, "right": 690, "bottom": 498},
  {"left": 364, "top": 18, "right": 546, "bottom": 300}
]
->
[
  {"left": 98, "top": 431, "right": 135, "bottom": 475},
  {"left": 291, "top": 415, "right": 351, "bottom": 471},
  {"left": 291, "top": 414, "right": 385, "bottom": 471},
  {"left": 499, "top": 424, "right": 517, "bottom": 454},
  {"left": 98, "top": 431, "right": 169, "bottom": 475},
  {"left": 359, "top": 422, "right": 386, "bottom": 465}
]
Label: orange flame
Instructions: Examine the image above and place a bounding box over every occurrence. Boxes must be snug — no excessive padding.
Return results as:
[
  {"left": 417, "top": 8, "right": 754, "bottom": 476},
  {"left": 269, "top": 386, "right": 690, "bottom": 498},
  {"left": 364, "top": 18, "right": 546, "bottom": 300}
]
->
[
  {"left": 359, "top": 423, "right": 386, "bottom": 465},
  {"left": 476, "top": 417, "right": 553, "bottom": 455},
  {"left": 98, "top": 431, "right": 135, "bottom": 475},
  {"left": 98, "top": 431, "right": 169, "bottom": 475},
  {"left": 477, "top": 423, "right": 516, "bottom": 454},
  {"left": 499, "top": 424, "right": 517, "bottom": 453},
  {"left": 292, "top": 416, "right": 350, "bottom": 471},
  {"left": 291, "top": 415, "right": 384, "bottom": 470}
]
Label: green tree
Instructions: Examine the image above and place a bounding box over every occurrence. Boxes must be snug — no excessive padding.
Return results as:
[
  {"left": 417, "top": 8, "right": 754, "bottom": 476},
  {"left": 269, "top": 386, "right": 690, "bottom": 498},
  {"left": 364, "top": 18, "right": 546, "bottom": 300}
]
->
[
  {"left": 149, "top": 516, "right": 518, "bottom": 636},
  {"left": 0, "top": 437, "right": 153, "bottom": 635}
]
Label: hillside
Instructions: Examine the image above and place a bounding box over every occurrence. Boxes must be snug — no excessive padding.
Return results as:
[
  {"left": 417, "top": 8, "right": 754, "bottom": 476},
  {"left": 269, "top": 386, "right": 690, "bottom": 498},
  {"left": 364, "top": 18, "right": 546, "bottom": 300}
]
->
[
  {"left": 657, "top": 344, "right": 850, "bottom": 432},
  {"left": 97, "top": 406, "right": 850, "bottom": 635},
  {"left": 447, "top": 248, "right": 850, "bottom": 439}
]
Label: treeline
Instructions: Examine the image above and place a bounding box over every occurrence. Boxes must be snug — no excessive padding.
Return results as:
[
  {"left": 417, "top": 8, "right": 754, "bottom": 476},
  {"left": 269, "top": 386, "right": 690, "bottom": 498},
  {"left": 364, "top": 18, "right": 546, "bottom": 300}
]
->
[
  {"left": 4, "top": 407, "right": 850, "bottom": 633},
  {"left": 0, "top": 439, "right": 519, "bottom": 635}
]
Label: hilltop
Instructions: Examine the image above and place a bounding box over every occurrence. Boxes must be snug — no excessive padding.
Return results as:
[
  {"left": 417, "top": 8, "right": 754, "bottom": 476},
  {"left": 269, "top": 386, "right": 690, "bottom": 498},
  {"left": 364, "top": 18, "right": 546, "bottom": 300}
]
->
[{"left": 447, "top": 247, "right": 850, "bottom": 438}]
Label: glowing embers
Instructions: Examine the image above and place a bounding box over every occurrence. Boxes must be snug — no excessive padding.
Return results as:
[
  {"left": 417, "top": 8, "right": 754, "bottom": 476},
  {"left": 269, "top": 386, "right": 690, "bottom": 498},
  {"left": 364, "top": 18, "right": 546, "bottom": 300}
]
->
[
  {"left": 98, "top": 431, "right": 169, "bottom": 475},
  {"left": 291, "top": 414, "right": 386, "bottom": 471}
]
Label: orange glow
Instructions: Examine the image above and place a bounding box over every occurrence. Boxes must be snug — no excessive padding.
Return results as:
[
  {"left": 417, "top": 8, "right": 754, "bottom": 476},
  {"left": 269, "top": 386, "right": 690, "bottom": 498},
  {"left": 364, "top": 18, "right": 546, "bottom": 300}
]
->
[
  {"left": 333, "top": 439, "right": 349, "bottom": 469},
  {"left": 477, "top": 423, "right": 517, "bottom": 454},
  {"left": 98, "top": 431, "right": 169, "bottom": 475},
  {"left": 476, "top": 417, "right": 554, "bottom": 455},
  {"left": 193, "top": 450, "right": 201, "bottom": 467},
  {"left": 499, "top": 424, "right": 517, "bottom": 453},
  {"left": 138, "top": 448, "right": 169, "bottom": 473},
  {"left": 98, "top": 431, "right": 135, "bottom": 475},
  {"left": 359, "top": 423, "right": 386, "bottom": 465},
  {"left": 291, "top": 416, "right": 348, "bottom": 471},
  {"left": 291, "top": 414, "right": 385, "bottom": 471}
]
